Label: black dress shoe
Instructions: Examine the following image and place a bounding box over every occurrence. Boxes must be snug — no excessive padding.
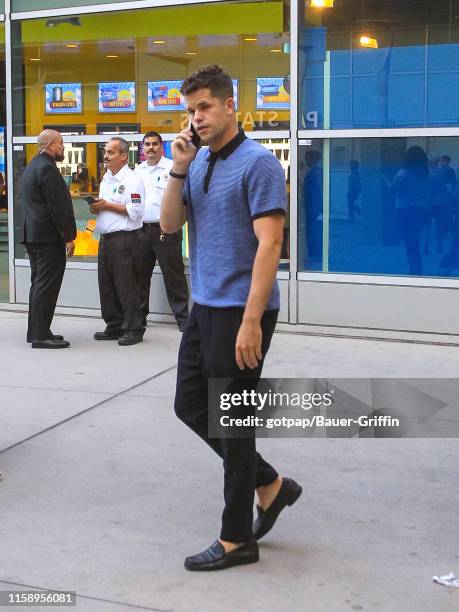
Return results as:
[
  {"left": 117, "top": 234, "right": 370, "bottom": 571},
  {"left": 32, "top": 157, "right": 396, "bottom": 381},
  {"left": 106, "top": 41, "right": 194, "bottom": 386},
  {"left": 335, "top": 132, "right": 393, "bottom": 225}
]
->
[
  {"left": 94, "top": 331, "right": 121, "bottom": 340},
  {"left": 253, "top": 477, "right": 302, "bottom": 541},
  {"left": 31, "top": 339, "right": 70, "bottom": 349},
  {"left": 27, "top": 334, "right": 64, "bottom": 343},
  {"left": 184, "top": 539, "right": 259, "bottom": 571},
  {"left": 118, "top": 332, "right": 143, "bottom": 346}
]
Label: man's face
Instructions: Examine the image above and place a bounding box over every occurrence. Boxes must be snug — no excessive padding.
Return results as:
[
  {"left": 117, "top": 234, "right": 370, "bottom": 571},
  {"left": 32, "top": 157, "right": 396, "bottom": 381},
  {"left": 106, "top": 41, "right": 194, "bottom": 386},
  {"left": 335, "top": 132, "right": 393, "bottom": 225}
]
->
[
  {"left": 104, "top": 140, "right": 127, "bottom": 174},
  {"left": 143, "top": 137, "right": 163, "bottom": 165},
  {"left": 185, "top": 88, "right": 234, "bottom": 146},
  {"left": 49, "top": 135, "right": 65, "bottom": 162}
]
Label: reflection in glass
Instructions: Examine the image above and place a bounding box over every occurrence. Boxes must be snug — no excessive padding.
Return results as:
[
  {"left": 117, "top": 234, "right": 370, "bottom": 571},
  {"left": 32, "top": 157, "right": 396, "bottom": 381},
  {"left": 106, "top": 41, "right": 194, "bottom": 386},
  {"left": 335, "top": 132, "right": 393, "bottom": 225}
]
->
[
  {"left": 299, "top": 0, "right": 459, "bottom": 129},
  {"left": 12, "top": 1, "right": 290, "bottom": 136},
  {"left": 299, "top": 137, "right": 459, "bottom": 278},
  {"left": 0, "top": 24, "right": 7, "bottom": 301},
  {"left": 14, "top": 137, "right": 290, "bottom": 265}
]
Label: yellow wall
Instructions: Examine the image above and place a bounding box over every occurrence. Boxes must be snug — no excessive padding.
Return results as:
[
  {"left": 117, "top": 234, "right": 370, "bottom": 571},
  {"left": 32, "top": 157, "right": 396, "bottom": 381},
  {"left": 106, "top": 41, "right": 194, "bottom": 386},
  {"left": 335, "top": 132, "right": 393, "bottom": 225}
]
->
[
  {"left": 22, "top": 1, "right": 290, "bottom": 135},
  {"left": 25, "top": 54, "right": 290, "bottom": 136},
  {"left": 22, "top": 3, "right": 284, "bottom": 43}
]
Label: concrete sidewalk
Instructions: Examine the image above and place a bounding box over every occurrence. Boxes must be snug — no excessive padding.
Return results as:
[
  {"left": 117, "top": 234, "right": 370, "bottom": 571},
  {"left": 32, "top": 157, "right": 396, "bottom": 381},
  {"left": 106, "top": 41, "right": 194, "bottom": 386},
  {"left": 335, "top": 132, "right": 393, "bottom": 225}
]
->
[{"left": 0, "top": 310, "right": 458, "bottom": 612}]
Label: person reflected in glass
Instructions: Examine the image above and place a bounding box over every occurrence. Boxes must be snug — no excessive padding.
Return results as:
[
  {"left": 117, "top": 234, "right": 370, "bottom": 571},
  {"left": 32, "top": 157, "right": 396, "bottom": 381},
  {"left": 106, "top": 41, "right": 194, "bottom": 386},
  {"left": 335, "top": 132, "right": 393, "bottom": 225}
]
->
[
  {"left": 437, "top": 155, "right": 457, "bottom": 251},
  {"left": 347, "top": 160, "right": 362, "bottom": 221},
  {"left": 303, "top": 148, "right": 323, "bottom": 268},
  {"left": 389, "top": 146, "right": 438, "bottom": 276},
  {"left": 439, "top": 163, "right": 459, "bottom": 276},
  {"left": 0, "top": 172, "right": 6, "bottom": 210}
]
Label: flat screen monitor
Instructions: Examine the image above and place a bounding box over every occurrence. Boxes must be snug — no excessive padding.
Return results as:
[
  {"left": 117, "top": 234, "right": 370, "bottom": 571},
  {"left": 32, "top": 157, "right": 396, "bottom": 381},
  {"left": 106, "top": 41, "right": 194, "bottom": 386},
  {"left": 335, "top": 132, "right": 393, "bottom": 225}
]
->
[
  {"left": 147, "top": 79, "right": 238, "bottom": 111},
  {"left": 256, "top": 77, "right": 290, "bottom": 110},
  {"left": 147, "top": 80, "right": 184, "bottom": 112},
  {"left": 98, "top": 82, "right": 136, "bottom": 113},
  {"left": 45, "top": 83, "right": 82, "bottom": 114}
]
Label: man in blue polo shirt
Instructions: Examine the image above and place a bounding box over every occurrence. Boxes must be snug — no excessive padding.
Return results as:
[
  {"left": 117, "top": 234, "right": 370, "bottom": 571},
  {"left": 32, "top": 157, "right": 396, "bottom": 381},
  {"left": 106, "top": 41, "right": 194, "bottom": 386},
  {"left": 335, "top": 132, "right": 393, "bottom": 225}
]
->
[{"left": 161, "top": 65, "right": 302, "bottom": 571}]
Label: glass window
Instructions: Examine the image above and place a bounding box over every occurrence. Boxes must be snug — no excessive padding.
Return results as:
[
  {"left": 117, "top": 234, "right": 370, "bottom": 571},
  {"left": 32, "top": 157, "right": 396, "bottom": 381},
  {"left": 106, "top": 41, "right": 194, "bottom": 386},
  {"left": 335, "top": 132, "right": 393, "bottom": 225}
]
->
[
  {"left": 299, "top": 136, "right": 459, "bottom": 278},
  {"left": 13, "top": 0, "right": 130, "bottom": 10},
  {"left": 14, "top": 137, "right": 290, "bottom": 265},
  {"left": 299, "top": 0, "right": 459, "bottom": 129},
  {"left": 14, "top": 142, "right": 100, "bottom": 262},
  {"left": 0, "top": 23, "right": 6, "bottom": 301},
  {"left": 13, "top": 1, "right": 291, "bottom": 264},
  {"left": 12, "top": 1, "right": 290, "bottom": 136}
]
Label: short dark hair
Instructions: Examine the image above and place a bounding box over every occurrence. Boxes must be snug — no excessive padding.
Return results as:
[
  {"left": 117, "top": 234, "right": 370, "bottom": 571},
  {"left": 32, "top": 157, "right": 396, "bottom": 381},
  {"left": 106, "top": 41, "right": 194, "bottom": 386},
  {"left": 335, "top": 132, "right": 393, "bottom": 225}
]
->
[
  {"left": 180, "top": 64, "right": 233, "bottom": 101},
  {"left": 441, "top": 154, "right": 451, "bottom": 163},
  {"left": 143, "top": 130, "right": 163, "bottom": 145},
  {"left": 108, "top": 137, "right": 129, "bottom": 155}
]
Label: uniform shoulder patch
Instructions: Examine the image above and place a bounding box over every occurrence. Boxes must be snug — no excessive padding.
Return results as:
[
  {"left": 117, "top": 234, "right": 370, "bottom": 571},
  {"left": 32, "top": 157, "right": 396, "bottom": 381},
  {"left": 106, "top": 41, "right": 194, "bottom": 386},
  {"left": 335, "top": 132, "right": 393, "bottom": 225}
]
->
[{"left": 131, "top": 193, "right": 141, "bottom": 203}]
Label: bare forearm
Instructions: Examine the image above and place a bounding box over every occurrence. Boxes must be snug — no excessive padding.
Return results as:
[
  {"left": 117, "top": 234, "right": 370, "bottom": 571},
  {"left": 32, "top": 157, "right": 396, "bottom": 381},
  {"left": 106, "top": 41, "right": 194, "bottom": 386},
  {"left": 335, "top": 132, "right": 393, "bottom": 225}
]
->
[
  {"left": 161, "top": 177, "right": 187, "bottom": 233},
  {"left": 243, "top": 239, "right": 282, "bottom": 323}
]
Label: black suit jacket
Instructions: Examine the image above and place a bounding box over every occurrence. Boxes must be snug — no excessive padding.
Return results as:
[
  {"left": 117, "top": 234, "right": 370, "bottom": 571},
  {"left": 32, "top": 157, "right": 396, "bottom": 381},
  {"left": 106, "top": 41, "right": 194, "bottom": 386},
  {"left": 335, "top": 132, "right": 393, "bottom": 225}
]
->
[{"left": 20, "top": 152, "right": 77, "bottom": 244}]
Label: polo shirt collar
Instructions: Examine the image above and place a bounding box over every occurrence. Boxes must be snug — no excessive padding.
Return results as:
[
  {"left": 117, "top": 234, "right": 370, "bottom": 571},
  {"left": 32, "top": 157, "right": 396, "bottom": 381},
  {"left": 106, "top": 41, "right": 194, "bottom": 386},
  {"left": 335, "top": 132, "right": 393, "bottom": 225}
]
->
[
  {"left": 144, "top": 156, "right": 169, "bottom": 171},
  {"left": 107, "top": 163, "right": 129, "bottom": 183},
  {"left": 206, "top": 129, "right": 246, "bottom": 161}
]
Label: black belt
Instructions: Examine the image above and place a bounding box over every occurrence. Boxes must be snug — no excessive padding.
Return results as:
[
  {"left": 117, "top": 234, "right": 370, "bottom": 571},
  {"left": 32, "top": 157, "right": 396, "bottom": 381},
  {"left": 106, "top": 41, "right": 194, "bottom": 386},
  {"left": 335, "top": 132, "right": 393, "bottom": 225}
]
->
[
  {"left": 143, "top": 222, "right": 160, "bottom": 227},
  {"left": 101, "top": 230, "right": 131, "bottom": 240}
]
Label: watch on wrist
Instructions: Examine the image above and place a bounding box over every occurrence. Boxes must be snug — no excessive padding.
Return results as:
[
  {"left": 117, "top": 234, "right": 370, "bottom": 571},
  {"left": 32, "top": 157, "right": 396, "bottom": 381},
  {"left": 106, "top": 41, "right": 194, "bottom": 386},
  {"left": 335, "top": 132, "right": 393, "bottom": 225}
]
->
[{"left": 169, "top": 170, "right": 187, "bottom": 179}]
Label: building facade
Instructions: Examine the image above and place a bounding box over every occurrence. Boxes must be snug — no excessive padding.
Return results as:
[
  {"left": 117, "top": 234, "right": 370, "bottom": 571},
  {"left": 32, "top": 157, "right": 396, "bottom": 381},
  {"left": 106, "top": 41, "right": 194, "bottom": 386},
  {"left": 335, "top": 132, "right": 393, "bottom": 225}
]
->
[{"left": 1, "top": 0, "right": 459, "bottom": 337}]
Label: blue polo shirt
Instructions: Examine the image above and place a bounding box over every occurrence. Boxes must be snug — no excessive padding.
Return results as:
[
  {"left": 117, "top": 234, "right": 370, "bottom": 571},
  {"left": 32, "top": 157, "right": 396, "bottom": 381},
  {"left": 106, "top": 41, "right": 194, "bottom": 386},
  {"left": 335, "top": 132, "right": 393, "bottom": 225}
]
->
[{"left": 183, "top": 130, "right": 286, "bottom": 309}]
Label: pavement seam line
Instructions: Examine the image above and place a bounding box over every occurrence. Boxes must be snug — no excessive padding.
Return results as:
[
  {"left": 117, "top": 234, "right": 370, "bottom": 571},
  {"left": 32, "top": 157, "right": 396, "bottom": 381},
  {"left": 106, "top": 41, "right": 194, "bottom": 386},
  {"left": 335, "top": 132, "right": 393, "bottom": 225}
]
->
[
  {"left": 0, "top": 364, "right": 178, "bottom": 456},
  {"left": 0, "top": 579, "right": 172, "bottom": 612}
]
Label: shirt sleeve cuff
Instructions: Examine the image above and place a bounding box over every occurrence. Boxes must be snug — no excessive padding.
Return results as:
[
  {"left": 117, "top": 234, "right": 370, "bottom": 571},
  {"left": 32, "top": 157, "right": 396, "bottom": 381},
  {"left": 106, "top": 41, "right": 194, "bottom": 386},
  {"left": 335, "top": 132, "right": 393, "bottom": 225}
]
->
[
  {"left": 251, "top": 208, "right": 286, "bottom": 221},
  {"left": 125, "top": 201, "right": 144, "bottom": 221}
]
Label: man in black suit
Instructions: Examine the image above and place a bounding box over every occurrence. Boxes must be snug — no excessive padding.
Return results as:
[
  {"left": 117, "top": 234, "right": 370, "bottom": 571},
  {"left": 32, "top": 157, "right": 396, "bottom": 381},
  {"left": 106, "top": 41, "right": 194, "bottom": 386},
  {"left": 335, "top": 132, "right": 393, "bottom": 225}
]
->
[{"left": 20, "top": 129, "right": 77, "bottom": 348}]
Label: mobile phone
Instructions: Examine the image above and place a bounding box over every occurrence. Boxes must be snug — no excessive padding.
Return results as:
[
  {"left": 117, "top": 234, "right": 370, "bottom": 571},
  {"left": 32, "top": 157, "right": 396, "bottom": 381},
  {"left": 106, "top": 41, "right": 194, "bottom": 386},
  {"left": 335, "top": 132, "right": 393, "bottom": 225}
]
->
[
  {"left": 84, "top": 195, "right": 97, "bottom": 205},
  {"left": 188, "top": 119, "right": 201, "bottom": 150}
]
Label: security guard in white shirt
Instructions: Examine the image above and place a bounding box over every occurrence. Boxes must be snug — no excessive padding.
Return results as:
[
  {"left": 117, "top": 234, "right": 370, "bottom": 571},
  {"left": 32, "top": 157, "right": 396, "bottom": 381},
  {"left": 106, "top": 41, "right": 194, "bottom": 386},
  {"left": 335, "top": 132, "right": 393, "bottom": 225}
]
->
[
  {"left": 91, "top": 137, "right": 146, "bottom": 345},
  {"left": 135, "top": 131, "right": 189, "bottom": 332}
]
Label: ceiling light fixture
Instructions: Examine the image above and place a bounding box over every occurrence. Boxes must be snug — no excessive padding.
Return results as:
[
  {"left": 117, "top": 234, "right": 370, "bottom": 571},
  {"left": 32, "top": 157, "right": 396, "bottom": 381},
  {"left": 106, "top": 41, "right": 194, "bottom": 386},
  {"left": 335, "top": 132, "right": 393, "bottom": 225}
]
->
[
  {"left": 46, "top": 17, "right": 81, "bottom": 27},
  {"left": 360, "top": 35, "right": 378, "bottom": 48},
  {"left": 186, "top": 52, "right": 197, "bottom": 55},
  {"left": 66, "top": 44, "right": 79, "bottom": 48},
  {"left": 269, "top": 49, "right": 282, "bottom": 53},
  {"left": 244, "top": 37, "right": 258, "bottom": 41},
  {"left": 309, "top": 0, "right": 334, "bottom": 7},
  {"left": 153, "top": 40, "right": 166, "bottom": 44},
  {"left": 29, "top": 58, "right": 41, "bottom": 62},
  {"left": 106, "top": 54, "right": 119, "bottom": 58}
]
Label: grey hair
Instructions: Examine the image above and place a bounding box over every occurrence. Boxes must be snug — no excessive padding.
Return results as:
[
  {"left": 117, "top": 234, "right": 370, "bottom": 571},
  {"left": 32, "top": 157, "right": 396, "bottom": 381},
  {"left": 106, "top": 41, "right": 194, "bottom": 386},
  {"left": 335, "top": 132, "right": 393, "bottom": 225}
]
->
[{"left": 108, "top": 137, "right": 129, "bottom": 155}]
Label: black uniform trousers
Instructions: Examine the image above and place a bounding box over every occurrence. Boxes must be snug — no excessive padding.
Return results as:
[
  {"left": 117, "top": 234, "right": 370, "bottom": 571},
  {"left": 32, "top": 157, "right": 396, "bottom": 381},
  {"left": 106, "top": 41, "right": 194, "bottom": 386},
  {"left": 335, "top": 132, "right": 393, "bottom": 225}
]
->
[
  {"left": 25, "top": 241, "right": 67, "bottom": 342},
  {"left": 174, "top": 303, "right": 279, "bottom": 543},
  {"left": 138, "top": 223, "right": 189, "bottom": 327},
  {"left": 98, "top": 230, "right": 143, "bottom": 334}
]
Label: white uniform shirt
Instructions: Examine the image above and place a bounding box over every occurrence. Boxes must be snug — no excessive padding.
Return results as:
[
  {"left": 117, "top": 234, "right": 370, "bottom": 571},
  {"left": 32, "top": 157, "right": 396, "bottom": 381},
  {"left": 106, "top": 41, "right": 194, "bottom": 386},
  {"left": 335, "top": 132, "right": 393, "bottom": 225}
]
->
[
  {"left": 96, "top": 164, "right": 145, "bottom": 235},
  {"left": 134, "top": 156, "right": 173, "bottom": 223}
]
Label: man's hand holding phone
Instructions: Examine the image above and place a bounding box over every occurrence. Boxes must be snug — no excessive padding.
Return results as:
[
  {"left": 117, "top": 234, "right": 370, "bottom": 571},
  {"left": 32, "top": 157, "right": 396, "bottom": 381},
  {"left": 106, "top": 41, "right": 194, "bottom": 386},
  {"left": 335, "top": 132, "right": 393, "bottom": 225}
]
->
[
  {"left": 171, "top": 120, "right": 201, "bottom": 175},
  {"left": 85, "top": 195, "right": 106, "bottom": 214}
]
